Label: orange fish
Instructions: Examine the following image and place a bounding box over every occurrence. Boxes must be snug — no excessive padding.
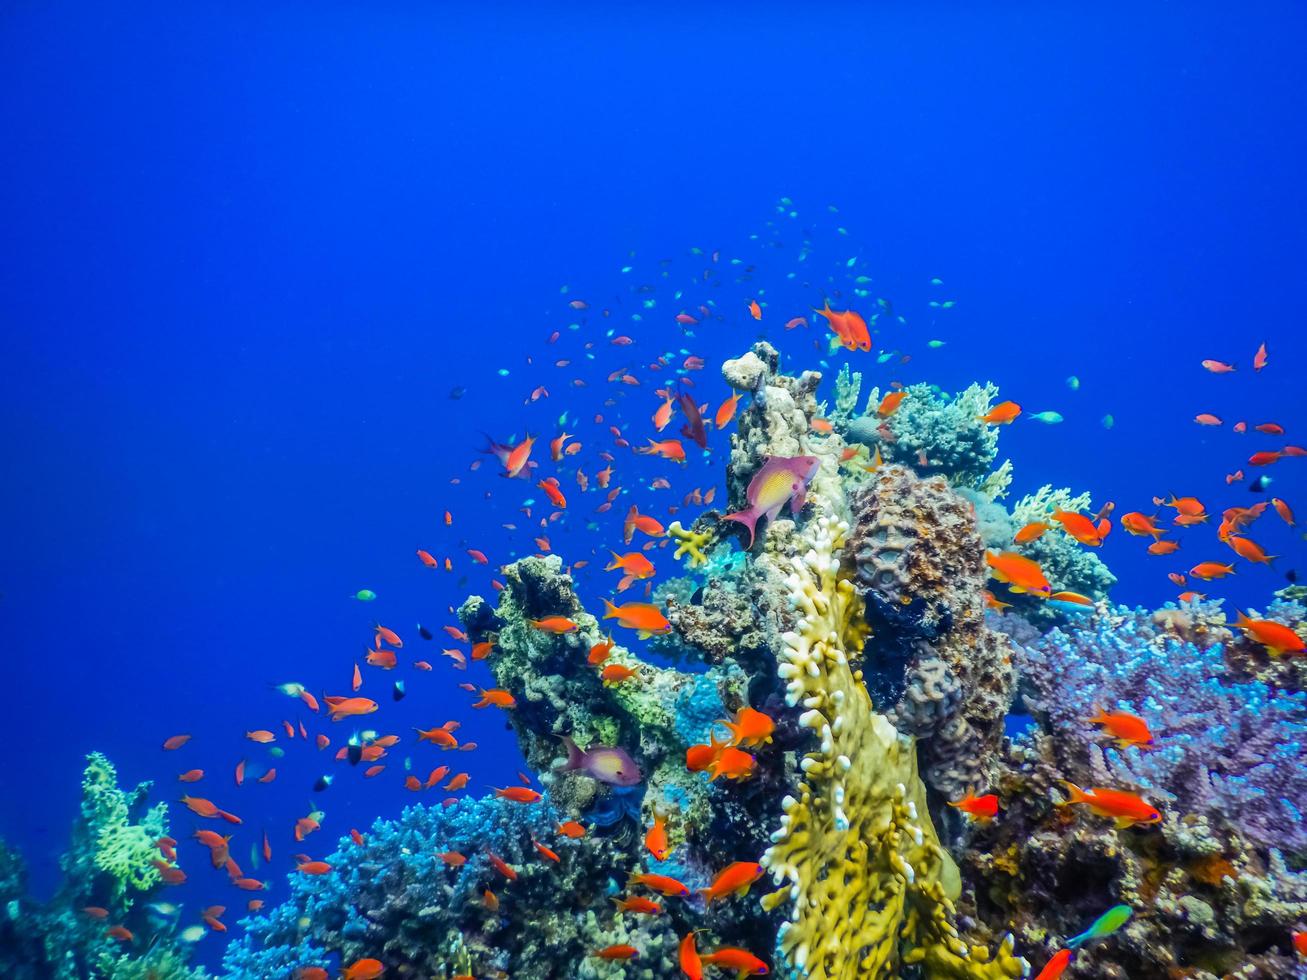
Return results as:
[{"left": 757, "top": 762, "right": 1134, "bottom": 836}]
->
[
  {"left": 471, "top": 640, "right": 494, "bottom": 660},
  {"left": 1051, "top": 509, "right": 1109, "bottom": 547},
  {"left": 373, "top": 624, "right": 403, "bottom": 648},
  {"left": 297, "top": 860, "right": 331, "bottom": 875},
  {"left": 624, "top": 505, "right": 665, "bottom": 543},
  {"left": 595, "top": 945, "right": 639, "bottom": 961},
  {"left": 530, "top": 838, "right": 560, "bottom": 862},
  {"left": 538, "top": 477, "right": 568, "bottom": 509},
  {"left": 1147, "top": 540, "right": 1180, "bottom": 555},
  {"left": 1120, "top": 512, "right": 1165, "bottom": 540},
  {"left": 985, "top": 551, "right": 1051, "bottom": 595},
  {"left": 812, "top": 301, "right": 870, "bottom": 351},
  {"left": 1249, "top": 450, "right": 1282, "bottom": 466},
  {"left": 644, "top": 813, "right": 670, "bottom": 861},
  {"left": 1014, "top": 522, "right": 1049, "bottom": 544},
  {"left": 1234, "top": 611, "right": 1305, "bottom": 655},
  {"left": 438, "top": 850, "right": 467, "bottom": 867},
  {"left": 1059, "top": 782, "right": 1161, "bottom": 827},
  {"left": 629, "top": 872, "right": 690, "bottom": 897},
  {"left": 1227, "top": 536, "right": 1275, "bottom": 564},
  {"left": 493, "top": 786, "right": 542, "bottom": 803},
  {"left": 528, "top": 616, "right": 578, "bottom": 634},
  {"left": 877, "top": 390, "right": 907, "bottom": 417},
  {"left": 700, "top": 861, "right": 763, "bottom": 904},
  {"left": 640, "top": 438, "right": 687, "bottom": 462},
  {"left": 948, "top": 790, "right": 999, "bottom": 822},
  {"left": 720, "top": 707, "right": 774, "bottom": 747},
  {"left": 606, "top": 551, "right": 655, "bottom": 582},
  {"left": 1189, "top": 561, "right": 1235, "bottom": 581},
  {"left": 162, "top": 734, "right": 191, "bottom": 751},
  {"left": 979, "top": 401, "right": 1021, "bottom": 425},
  {"left": 748, "top": 300, "right": 762, "bottom": 320},
  {"left": 365, "top": 649, "right": 397, "bottom": 669},
  {"left": 416, "top": 548, "right": 439, "bottom": 568},
  {"left": 680, "top": 932, "right": 703, "bottom": 980},
  {"left": 245, "top": 730, "right": 275, "bottom": 744},
  {"left": 1193, "top": 413, "right": 1222, "bottom": 426},
  {"left": 557, "top": 821, "right": 587, "bottom": 839},
  {"left": 487, "top": 852, "right": 518, "bottom": 881},
  {"left": 342, "top": 959, "right": 385, "bottom": 980},
  {"left": 700, "top": 948, "right": 768, "bottom": 976},
  {"left": 600, "top": 663, "right": 639, "bottom": 683},
  {"left": 1253, "top": 341, "right": 1268, "bottom": 371},
  {"left": 653, "top": 397, "right": 675, "bottom": 432},
  {"left": 715, "top": 393, "right": 741, "bottom": 429},
  {"left": 1033, "top": 949, "right": 1074, "bottom": 980},
  {"left": 178, "top": 769, "right": 204, "bottom": 783},
  {"left": 588, "top": 635, "right": 615, "bottom": 666},
  {"left": 1272, "top": 497, "right": 1295, "bottom": 526},
  {"left": 708, "top": 746, "right": 756, "bottom": 781},
  {"left": 323, "top": 696, "right": 379, "bottom": 721},
  {"left": 472, "top": 688, "right": 517, "bottom": 709},
  {"left": 505, "top": 435, "right": 535, "bottom": 477},
  {"left": 1200, "top": 359, "right": 1235, "bottom": 373},
  {"left": 415, "top": 725, "right": 459, "bottom": 748},
  {"left": 602, "top": 599, "right": 671, "bottom": 636},
  {"left": 1087, "top": 710, "right": 1154, "bottom": 748}
]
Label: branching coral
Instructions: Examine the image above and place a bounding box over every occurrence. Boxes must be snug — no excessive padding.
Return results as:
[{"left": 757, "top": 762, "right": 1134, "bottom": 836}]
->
[
  {"left": 842, "top": 382, "right": 1008, "bottom": 492},
  {"left": 761, "top": 513, "right": 1024, "bottom": 979},
  {"left": 667, "top": 519, "right": 714, "bottom": 567},
  {"left": 1014, "top": 607, "right": 1307, "bottom": 852}
]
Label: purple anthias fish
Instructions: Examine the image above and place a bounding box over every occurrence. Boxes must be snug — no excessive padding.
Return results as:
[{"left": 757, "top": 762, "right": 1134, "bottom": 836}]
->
[
  {"left": 559, "top": 735, "right": 643, "bottom": 786},
  {"left": 724, "top": 455, "right": 820, "bottom": 547}
]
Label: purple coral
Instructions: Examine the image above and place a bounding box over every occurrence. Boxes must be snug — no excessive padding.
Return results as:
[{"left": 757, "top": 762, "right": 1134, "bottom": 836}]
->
[{"left": 1013, "top": 607, "right": 1307, "bottom": 852}]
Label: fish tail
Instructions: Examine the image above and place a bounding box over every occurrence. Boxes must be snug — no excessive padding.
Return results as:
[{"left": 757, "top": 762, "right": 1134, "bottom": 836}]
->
[
  {"left": 558, "top": 734, "right": 583, "bottom": 771},
  {"left": 722, "top": 508, "right": 758, "bottom": 548},
  {"left": 602, "top": 599, "right": 619, "bottom": 619},
  {"left": 1235, "top": 609, "right": 1252, "bottom": 628}
]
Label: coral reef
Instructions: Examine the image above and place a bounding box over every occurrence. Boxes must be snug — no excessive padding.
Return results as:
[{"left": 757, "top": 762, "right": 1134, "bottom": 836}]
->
[
  {"left": 840, "top": 381, "right": 1009, "bottom": 492},
  {"left": 960, "top": 605, "right": 1307, "bottom": 977},
  {"left": 762, "top": 514, "right": 1025, "bottom": 979},
  {"left": 846, "top": 464, "right": 1017, "bottom": 802},
  {"left": 1014, "top": 607, "right": 1307, "bottom": 852},
  {"left": 0, "top": 754, "right": 206, "bottom": 980}
]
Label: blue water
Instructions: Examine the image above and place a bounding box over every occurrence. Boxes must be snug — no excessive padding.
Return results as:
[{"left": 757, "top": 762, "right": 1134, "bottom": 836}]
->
[{"left": 2, "top": 2, "right": 1306, "bottom": 969}]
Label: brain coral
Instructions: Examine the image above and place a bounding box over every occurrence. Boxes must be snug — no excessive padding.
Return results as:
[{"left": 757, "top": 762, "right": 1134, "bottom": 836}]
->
[{"left": 845, "top": 465, "right": 1016, "bottom": 800}]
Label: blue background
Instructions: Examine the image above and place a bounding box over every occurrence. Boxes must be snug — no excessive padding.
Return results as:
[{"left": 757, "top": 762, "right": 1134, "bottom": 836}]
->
[{"left": 2, "top": 1, "right": 1305, "bottom": 965}]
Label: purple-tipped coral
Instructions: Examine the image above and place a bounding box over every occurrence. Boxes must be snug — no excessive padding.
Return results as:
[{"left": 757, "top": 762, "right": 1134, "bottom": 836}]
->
[{"left": 1014, "top": 606, "right": 1307, "bottom": 851}]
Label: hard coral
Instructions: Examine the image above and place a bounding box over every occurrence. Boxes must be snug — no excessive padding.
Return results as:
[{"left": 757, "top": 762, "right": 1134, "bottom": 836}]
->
[
  {"left": 761, "top": 514, "right": 1024, "bottom": 979},
  {"left": 846, "top": 465, "right": 1017, "bottom": 800}
]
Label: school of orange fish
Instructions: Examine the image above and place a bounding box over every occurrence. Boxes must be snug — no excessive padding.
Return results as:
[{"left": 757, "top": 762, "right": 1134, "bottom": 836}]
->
[{"left": 86, "top": 271, "right": 1298, "bottom": 979}]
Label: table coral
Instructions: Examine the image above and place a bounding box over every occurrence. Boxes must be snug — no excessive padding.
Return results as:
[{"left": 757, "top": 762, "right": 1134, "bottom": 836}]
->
[{"left": 761, "top": 513, "right": 1025, "bottom": 980}]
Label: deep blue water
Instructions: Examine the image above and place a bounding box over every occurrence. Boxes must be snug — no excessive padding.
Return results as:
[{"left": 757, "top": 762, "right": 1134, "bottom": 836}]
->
[{"left": 2, "top": 2, "right": 1306, "bottom": 968}]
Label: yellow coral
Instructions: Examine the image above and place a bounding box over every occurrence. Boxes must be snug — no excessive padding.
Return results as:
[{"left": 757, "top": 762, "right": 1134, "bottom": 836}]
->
[
  {"left": 667, "top": 520, "right": 713, "bottom": 567},
  {"left": 761, "top": 515, "right": 1026, "bottom": 980}
]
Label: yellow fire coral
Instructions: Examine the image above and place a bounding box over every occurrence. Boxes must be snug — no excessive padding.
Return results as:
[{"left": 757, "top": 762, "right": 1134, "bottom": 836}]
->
[
  {"left": 761, "top": 514, "right": 1026, "bottom": 980},
  {"left": 667, "top": 520, "right": 713, "bottom": 567}
]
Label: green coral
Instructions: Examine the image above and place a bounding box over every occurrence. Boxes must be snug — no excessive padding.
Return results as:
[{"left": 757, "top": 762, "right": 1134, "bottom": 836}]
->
[
  {"left": 99, "top": 945, "right": 210, "bottom": 980},
  {"left": 81, "top": 752, "right": 168, "bottom": 896},
  {"left": 667, "top": 520, "right": 713, "bottom": 567}
]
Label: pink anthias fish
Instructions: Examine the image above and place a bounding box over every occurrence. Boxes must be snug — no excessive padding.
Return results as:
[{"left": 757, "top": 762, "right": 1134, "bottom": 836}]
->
[
  {"left": 480, "top": 433, "right": 537, "bottom": 480},
  {"left": 724, "top": 455, "right": 821, "bottom": 547},
  {"left": 559, "top": 735, "right": 642, "bottom": 786}
]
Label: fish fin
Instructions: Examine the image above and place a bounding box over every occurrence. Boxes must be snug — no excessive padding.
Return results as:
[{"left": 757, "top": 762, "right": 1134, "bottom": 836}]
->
[
  {"left": 601, "top": 599, "right": 619, "bottom": 619},
  {"left": 1057, "top": 780, "right": 1090, "bottom": 806},
  {"left": 558, "top": 735, "right": 583, "bottom": 772},
  {"left": 722, "top": 508, "right": 758, "bottom": 547},
  {"left": 1113, "top": 816, "right": 1136, "bottom": 830}
]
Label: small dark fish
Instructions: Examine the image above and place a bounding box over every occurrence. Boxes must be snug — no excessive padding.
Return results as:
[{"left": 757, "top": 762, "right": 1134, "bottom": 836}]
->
[
  {"left": 690, "top": 586, "right": 705, "bottom": 604},
  {"left": 449, "top": 386, "right": 467, "bottom": 400},
  {"left": 1287, "top": 569, "right": 1298, "bottom": 583},
  {"left": 393, "top": 681, "right": 406, "bottom": 702},
  {"left": 314, "top": 774, "right": 333, "bottom": 792},
  {"left": 346, "top": 741, "right": 363, "bottom": 766},
  {"left": 1250, "top": 475, "right": 1272, "bottom": 493},
  {"left": 417, "top": 624, "right": 434, "bottom": 641}
]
